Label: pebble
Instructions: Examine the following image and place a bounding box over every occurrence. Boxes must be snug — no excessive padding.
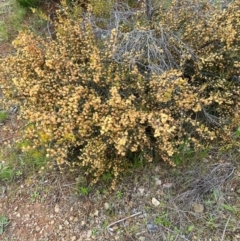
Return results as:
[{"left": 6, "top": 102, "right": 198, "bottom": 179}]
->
[
  {"left": 104, "top": 202, "right": 110, "bottom": 210},
  {"left": 152, "top": 197, "right": 160, "bottom": 206},
  {"left": 36, "top": 226, "right": 41, "bottom": 232},
  {"left": 54, "top": 204, "right": 60, "bottom": 213},
  {"left": 64, "top": 220, "right": 69, "bottom": 226}
]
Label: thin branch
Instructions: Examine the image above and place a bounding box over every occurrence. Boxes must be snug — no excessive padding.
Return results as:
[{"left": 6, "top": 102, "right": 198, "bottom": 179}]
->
[
  {"left": 107, "top": 211, "right": 142, "bottom": 233},
  {"left": 220, "top": 215, "right": 231, "bottom": 241}
]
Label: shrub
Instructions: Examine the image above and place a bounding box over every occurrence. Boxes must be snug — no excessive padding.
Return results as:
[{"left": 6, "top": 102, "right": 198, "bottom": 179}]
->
[{"left": 1, "top": 0, "right": 239, "bottom": 187}]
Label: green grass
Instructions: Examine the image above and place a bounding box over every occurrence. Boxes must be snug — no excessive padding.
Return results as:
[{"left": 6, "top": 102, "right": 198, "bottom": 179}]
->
[
  {"left": 0, "top": 0, "right": 27, "bottom": 41},
  {"left": 0, "top": 142, "right": 48, "bottom": 182}
]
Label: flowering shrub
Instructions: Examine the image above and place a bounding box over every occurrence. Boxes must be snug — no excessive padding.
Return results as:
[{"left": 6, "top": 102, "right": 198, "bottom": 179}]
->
[{"left": 1, "top": 0, "right": 239, "bottom": 187}]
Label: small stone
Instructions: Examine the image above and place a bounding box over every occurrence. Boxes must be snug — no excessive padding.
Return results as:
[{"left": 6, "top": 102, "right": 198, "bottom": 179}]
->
[
  {"left": 163, "top": 183, "right": 174, "bottom": 189},
  {"left": 50, "top": 220, "right": 55, "bottom": 225},
  {"left": 71, "top": 236, "right": 77, "bottom": 241},
  {"left": 64, "top": 220, "right": 69, "bottom": 226},
  {"left": 81, "top": 221, "right": 86, "bottom": 227},
  {"left": 59, "top": 225, "right": 63, "bottom": 230},
  {"left": 155, "top": 179, "right": 162, "bottom": 186},
  {"left": 104, "top": 202, "right": 110, "bottom": 210},
  {"left": 93, "top": 210, "right": 99, "bottom": 217},
  {"left": 36, "top": 226, "right": 41, "bottom": 232},
  {"left": 74, "top": 217, "right": 78, "bottom": 222},
  {"left": 69, "top": 216, "right": 74, "bottom": 221},
  {"left": 87, "top": 230, "right": 92, "bottom": 238},
  {"left": 54, "top": 204, "right": 60, "bottom": 213},
  {"left": 139, "top": 237, "right": 146, "bottom": 241},
  {"left": 147, "top": 223, "right": 158, "bottom": 233},
  {"left": 138, "top": 187, "right": 145, "bottom": 195},
  {"left": 152, "top": 197, "right": 160, "bottom": 206},
  {"left": 16, "top": 213, "right": 21, "bottom": 217}
]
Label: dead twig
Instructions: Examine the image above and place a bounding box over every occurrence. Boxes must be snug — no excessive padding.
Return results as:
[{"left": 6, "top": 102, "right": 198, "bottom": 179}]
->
[
  {"left": 107, "top": 211, "right": 142, "bottom": 234},
  {"left": 220, "top": 215, "right": 231, "bottom": 241}
]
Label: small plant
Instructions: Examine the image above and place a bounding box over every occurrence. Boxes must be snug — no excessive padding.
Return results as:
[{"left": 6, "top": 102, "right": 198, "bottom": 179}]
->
[
  {"left": 222, "top": 204, "right": 238, "bottom": 215},
  {"left": 79, "top": 186, "right": 89, "bottom": 196},
  {"left": 0, "top": 163, "right": 14, "bottom": 181},
  {"left": 234, "top": 127, "right": 240, "bottom": 139},
  {"left": 0, "top": 111, "right": 8, "bottom": 123},
  {"left": 116, "top": 190, "right": 123, "bottom": 199},
  {"left": 206, "top": 215, "right": 217, "bottom": 230},
  {"left": 0, "top": 215, "right": 10, "bottom": 234},
  {"left": 186, "top": 225, "right": 194, "bottom": 234},
  {"left": 30, "top": 190, "right": 40, "bottom": 202},
  {"left": 154, "top": 212, "right": 171, "bottom": 227}
]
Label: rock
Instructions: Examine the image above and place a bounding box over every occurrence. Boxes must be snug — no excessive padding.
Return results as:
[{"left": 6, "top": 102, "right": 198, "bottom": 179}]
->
[
  {"left": 138, "top": 187, "right": 145, "bottom": 195},
  {"left": 36, "top": 226, "right": 41, "bottom": 232},
  {"left": 155, "top": 179, "right": 162, "bottom": 186},
  {"left": 54, "top": 204, "right": 60, "bottom": 213},
  {"left": 74, "top": 217, "right": 78, "bottom": 222},
  {"left": 104, "top": 202, "right": 110, "bottom": 210},
  {"left": 93, "top": 210, "right": 99, "bottom": 217},
  {"left": 152, "top": 197, "right": 160, "bottom": 206},
  {"left": 163, "top": 183, "right": 174, "bottom": 189},
  {"left": 147, "top": 223, "right": 158, "bottom": 233},
  {"left": 64, "top": 220, "right": 69, "bottom": 226}
]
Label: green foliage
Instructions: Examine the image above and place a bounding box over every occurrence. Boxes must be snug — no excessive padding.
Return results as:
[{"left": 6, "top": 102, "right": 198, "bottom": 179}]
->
[
  {"left": 0, "top": 141, "right": 47, "bottom": 182},
  {"left": 17, "top": 0, "right": 42, "bottom": 8},
  {"left": 0, "top": 215, "right": 10, "bottom": 235},
  {"left": 0, "top": 0, "right": 26, "bottom": 41},
  {"left": 79, "top": 186, "right": 89, "bottom": 196},
  {"left": 0, "top": 111, "right": 8, "bottom": 123},
  {"left": 0, "top": 0, "right": 240, "bottom": 188},
  {"left": 0, "top": 163, "right": 14, "bottom": 181}
]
